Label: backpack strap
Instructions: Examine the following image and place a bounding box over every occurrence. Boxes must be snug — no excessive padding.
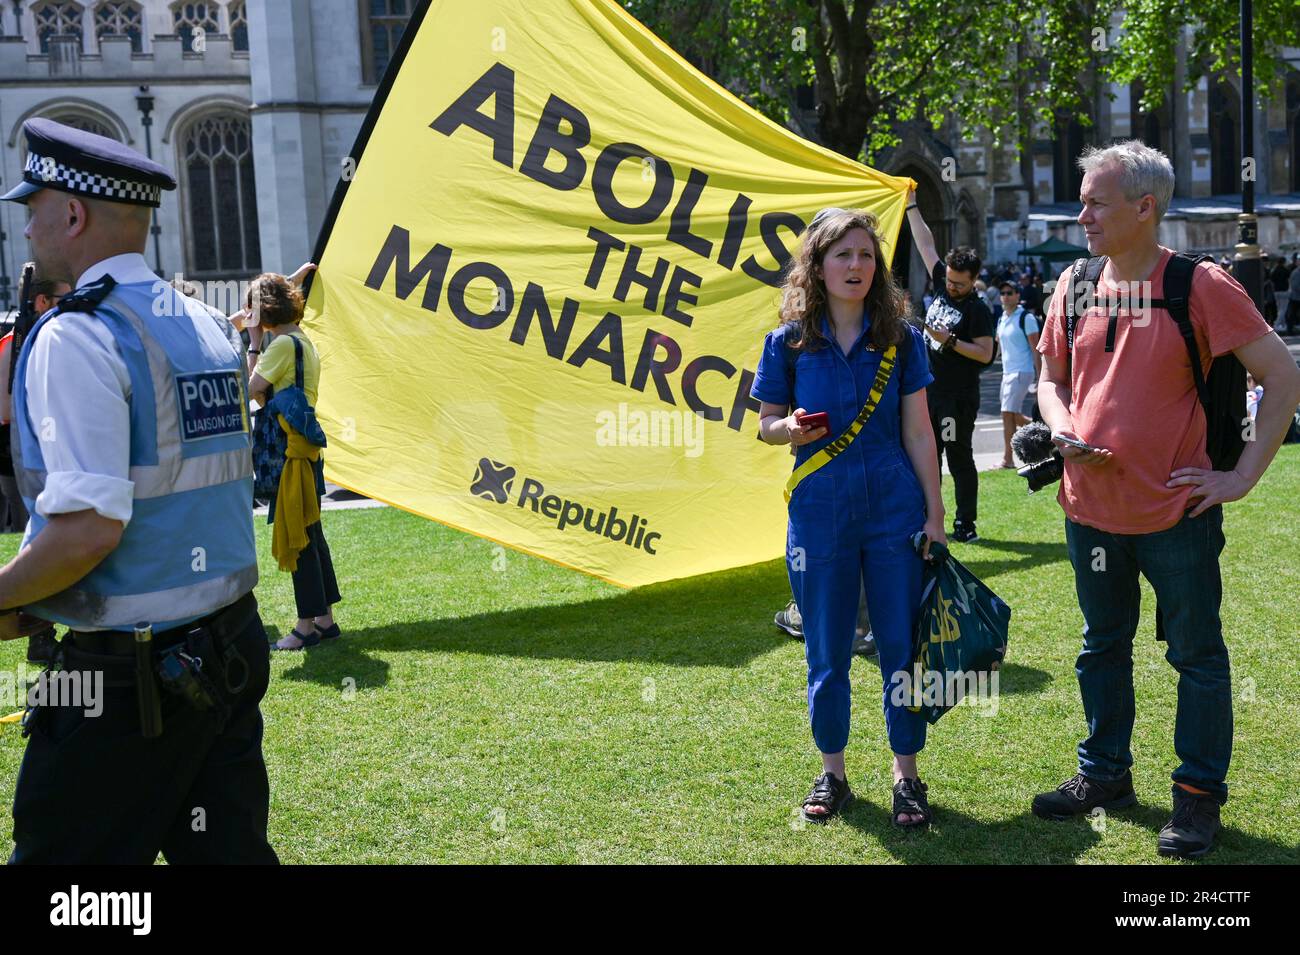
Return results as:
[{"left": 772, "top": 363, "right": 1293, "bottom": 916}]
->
[
  {"left": 1064, "top": 256, "right": 1107, "bottom": 380},
  {"left": 291, "top": 333, "right": 305, "bottom": 391},
  {"left": 1017, "top": 307, "right": 1034, "bottom": 342},
  {"left": 1150, "top": 252, "right": 1213, "bottom": 645},
  {"left": 1147, "top": 253, "right": 1213, "bottom": 414}
]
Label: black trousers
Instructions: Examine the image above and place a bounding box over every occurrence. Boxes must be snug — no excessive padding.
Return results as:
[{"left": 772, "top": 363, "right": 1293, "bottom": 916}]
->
[
  {"left": 9, "top": 600, "right": 278, "bottom": 865},
  {"left": 928, "top": 392, "right": 980, "bottom": 526},
  {"left": 291, "top": 520, "right": 341, "bottom": 619}
]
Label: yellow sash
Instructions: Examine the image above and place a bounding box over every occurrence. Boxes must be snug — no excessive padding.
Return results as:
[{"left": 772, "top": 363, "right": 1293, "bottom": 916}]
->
[{"left": 784, "top": 344, "right": 898, "bottom": 503}]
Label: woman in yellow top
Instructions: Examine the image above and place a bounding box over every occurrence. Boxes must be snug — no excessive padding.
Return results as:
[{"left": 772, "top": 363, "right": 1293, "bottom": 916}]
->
[{"left": 241, "top": 266, "right": 342, "bottom": 651}]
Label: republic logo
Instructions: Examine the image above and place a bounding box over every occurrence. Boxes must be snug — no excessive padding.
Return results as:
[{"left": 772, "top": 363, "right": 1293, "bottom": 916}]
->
[
  {"left": 470, "top": 458, "right": 516, "bottom": 503},
  {"left": 467, "top": 456, "right": 661, "bottom": 555}
]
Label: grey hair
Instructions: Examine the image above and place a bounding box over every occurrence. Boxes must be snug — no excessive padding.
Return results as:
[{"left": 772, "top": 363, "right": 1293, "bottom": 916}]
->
[{"left": 1077, "top": 140, "right": 1175, "bottom": 221}]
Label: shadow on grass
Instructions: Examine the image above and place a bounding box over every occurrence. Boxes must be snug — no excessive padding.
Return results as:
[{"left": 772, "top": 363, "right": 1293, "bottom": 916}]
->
[
  {"left": 278, "top": 640, "right": 392, "bottom": 690},
  {"left": 954, "top": 538, "right": 1071, "bottom": 583},
  {"left": 273, "top": 558, "right": 1058, "bottom": 703},
  {"left": 837, "top": 796, "right": 1297, "bottom": 863},
  {"left": 273, "top": 559, "right": 799, "bottom": 687},
  {"left": 842, "top": 800, "right": 1102, "bottom": 863},
  {"left": 1118, "top": 802, "right": 1299, "bottom": 864},
  {"left": 994, "top": 662, "right": 1053, "bottom": 696},
  {"left": 854, "top": 655, "right": 1052, "bottom": 698}
]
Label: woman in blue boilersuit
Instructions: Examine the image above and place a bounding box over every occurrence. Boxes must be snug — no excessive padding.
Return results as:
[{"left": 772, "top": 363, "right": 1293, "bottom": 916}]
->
[{"left": 752, "top": 207, "right": 947, "bottom": 827}]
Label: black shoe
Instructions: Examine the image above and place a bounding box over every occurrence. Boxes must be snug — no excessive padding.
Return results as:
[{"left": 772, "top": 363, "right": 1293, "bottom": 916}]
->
[
  {"left": 1032, "top": 771, "right": 1137, "bottom": 820},
  {"left": 1157, "top": 785, "right": 1221, "bottom": 858},
  {"left": 951, "top": 522, "right": 979, "bottom": 543},
  {"left": 852, "top": 628, "right": 877, "bottom": 656},
  {"left": 774, "top": 600, "right": 803, "bottom": 641}
]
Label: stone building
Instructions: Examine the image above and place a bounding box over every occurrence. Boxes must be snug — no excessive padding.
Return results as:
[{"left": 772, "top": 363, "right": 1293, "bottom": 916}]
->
[{"left": 0, "top": 0, "right": 393, "bottom": 310}]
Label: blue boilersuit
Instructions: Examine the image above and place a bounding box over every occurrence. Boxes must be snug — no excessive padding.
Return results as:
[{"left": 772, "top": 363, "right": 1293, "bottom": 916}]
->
[{"left": 753, "top": 315, "right": 933, "bottom": 756}]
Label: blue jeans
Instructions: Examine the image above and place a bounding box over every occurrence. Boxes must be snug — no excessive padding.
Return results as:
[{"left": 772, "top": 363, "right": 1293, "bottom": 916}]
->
[{"left": 1064, "top": 507, "right": 1231, "bottom": 801}]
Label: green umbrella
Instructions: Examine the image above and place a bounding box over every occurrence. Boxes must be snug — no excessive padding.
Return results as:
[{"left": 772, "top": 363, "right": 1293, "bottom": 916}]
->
[{"left": 1022, "top": 235, "right": 1091, "bottom": 262}]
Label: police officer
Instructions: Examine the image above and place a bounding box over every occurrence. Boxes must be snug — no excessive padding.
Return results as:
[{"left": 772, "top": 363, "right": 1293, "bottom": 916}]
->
[{"left": 0, "top": 119, "right": 277, "bottom": 864}]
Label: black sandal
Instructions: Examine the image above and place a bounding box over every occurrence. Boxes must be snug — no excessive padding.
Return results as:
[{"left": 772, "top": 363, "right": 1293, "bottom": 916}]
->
[
  {"left": 892, "top": 777, "right": 932, "bottom": 828},
  {"left": 271, "top": 628, "right": 320, "bottom": 652},
  {"left": 801, "top": 772, "right": 853, "bottom": 823}
]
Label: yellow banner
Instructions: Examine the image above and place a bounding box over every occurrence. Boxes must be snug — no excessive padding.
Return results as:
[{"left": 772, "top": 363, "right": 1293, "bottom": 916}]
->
[{"left": 306, "top": 0, "right": 915, "bottom": 587}]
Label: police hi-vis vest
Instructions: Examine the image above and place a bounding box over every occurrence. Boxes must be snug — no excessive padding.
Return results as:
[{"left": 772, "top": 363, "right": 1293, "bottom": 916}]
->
[{"left": 11, "top": 276, "right": 258, "bottom": 631}]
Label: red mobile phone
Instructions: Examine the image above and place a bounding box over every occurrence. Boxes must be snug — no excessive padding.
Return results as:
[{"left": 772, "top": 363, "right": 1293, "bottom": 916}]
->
[{"left": 797, "top": 411, "right": 830, "bottom": 432}]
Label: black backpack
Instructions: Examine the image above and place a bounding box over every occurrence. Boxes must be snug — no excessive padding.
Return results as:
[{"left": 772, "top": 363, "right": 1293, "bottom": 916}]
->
[{"left": 1063, "top": 253, "right": 1247, "bottom": 471}]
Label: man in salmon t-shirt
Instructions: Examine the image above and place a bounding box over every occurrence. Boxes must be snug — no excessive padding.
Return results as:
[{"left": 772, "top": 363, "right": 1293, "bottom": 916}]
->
[{"left": 1029, "top": 140, "right": 1300, "bottom": 858}]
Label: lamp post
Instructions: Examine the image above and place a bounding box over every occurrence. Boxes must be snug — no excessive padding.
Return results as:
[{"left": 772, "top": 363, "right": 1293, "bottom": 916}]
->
[
  {"left": 1233, "top": 0, "right": 1263, "bottom": 310},
  {"left": 1018, "top": 220, "right": 1028, "bottom": 262},
  {"left": 135, "top": 85, "right": 164, "bottom": 276}
]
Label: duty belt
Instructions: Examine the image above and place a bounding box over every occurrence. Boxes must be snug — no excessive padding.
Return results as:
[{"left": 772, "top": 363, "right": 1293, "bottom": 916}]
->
[{"left": 67, "top": 590, "right": 258, "bottom": 657}]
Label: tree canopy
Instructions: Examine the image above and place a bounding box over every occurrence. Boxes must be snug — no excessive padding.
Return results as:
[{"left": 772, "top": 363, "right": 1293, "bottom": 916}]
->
[{"left": 622, "top": 0, "right": 1300, "bottom": 161}]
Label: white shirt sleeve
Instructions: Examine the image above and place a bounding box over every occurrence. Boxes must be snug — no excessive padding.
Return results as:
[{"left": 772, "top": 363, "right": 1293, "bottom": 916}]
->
[{"left": 23, "top": 313, "right": 135, "bottom": 524}]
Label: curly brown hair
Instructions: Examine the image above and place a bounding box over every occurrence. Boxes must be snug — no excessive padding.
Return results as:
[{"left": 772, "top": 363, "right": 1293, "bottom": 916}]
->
[
  {"left": 245, "top": 273, "right": 304, "bottom": 329},
  {"left": 778, "top": 208, "right": 910, "bottom": 352}
]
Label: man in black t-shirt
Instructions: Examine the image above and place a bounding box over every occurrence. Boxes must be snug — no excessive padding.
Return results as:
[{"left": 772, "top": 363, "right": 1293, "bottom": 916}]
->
[{"left": 921, "top": 247, "right": 995, "bottom": 542}]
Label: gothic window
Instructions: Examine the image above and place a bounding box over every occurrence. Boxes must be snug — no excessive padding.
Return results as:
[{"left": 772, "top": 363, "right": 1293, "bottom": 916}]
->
[
  {"left": 1129, "top": 81, "right": 1170, "bottom": 157},
  {"left": 18, "top": 111, "right": 118, "bottom": 175},
  {"left": 228, "top": 1, "right": 248, "bottom": 52},
  {"left": 360, "top": 0, "right": 411, "bottom": 85},
  {"left": 1208, "top": 81, "right": 1240, "bottom": 196},
  {"left": 1287, "top": 73, "right": 1300, "bottom": 193},
  {"left": 954, "top": 194, "right": 980, "bottom": 253},
  {"left": 94, "top": 1, "right": 143, "bottom": 53},
  {"left": 181, "top": 114, "right": 261, "bottom": 276},
  {"left": 1052, "top": 111, "right": 1086, "bottom": 204},
  {"left": 46, "top": 112, "right": 117, "bottom": 139},
  {"left": 33, "top": 2, "right": 84, "bottom": 54},
  {"left": 1142, "top": 112, "right": 1161, "bottom": 150},
  {"left": 172, "top": 1, "right": 220, "bottom": 53}
]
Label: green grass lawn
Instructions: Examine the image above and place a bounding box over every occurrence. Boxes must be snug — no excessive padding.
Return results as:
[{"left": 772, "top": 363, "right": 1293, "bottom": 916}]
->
[{"left": 3, "top": 449, "right": 1299, "bottom": 864}]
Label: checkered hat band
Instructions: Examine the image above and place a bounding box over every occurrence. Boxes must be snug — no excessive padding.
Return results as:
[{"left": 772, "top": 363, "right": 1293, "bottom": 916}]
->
[{"left": 24, "top": 150, "right": 161, "bottom": 205}]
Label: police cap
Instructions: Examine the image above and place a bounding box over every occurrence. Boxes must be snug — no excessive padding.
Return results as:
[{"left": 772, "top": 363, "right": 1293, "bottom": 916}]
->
[{"left": 1, "top": 117, "right": 176, "bottom": 208}]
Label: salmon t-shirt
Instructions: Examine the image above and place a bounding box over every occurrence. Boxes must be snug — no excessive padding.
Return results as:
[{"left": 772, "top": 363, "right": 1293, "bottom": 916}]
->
[{"left": 1038, "top": 248, "right": 1272, "bottom": 534}]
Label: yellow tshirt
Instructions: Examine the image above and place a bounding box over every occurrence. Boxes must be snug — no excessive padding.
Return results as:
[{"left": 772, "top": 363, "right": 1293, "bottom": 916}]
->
[{"left": 255, "top": 327, "right": 320, "bottom": 406}]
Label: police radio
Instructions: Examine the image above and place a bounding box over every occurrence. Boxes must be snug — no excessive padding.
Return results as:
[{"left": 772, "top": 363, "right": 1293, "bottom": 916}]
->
[{"left": 9, "top": 261, "right": 36, "bottom": 395}]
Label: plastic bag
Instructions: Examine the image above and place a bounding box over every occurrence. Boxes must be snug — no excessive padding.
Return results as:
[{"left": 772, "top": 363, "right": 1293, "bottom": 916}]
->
[{"left": 902, "top": 533, "right": 1011, "bottom": 724}]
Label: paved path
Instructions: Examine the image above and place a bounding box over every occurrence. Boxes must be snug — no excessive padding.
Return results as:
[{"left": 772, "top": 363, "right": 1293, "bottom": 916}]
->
[{"left": 259, "top": 486, "right": 387, "bottom": 516}]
